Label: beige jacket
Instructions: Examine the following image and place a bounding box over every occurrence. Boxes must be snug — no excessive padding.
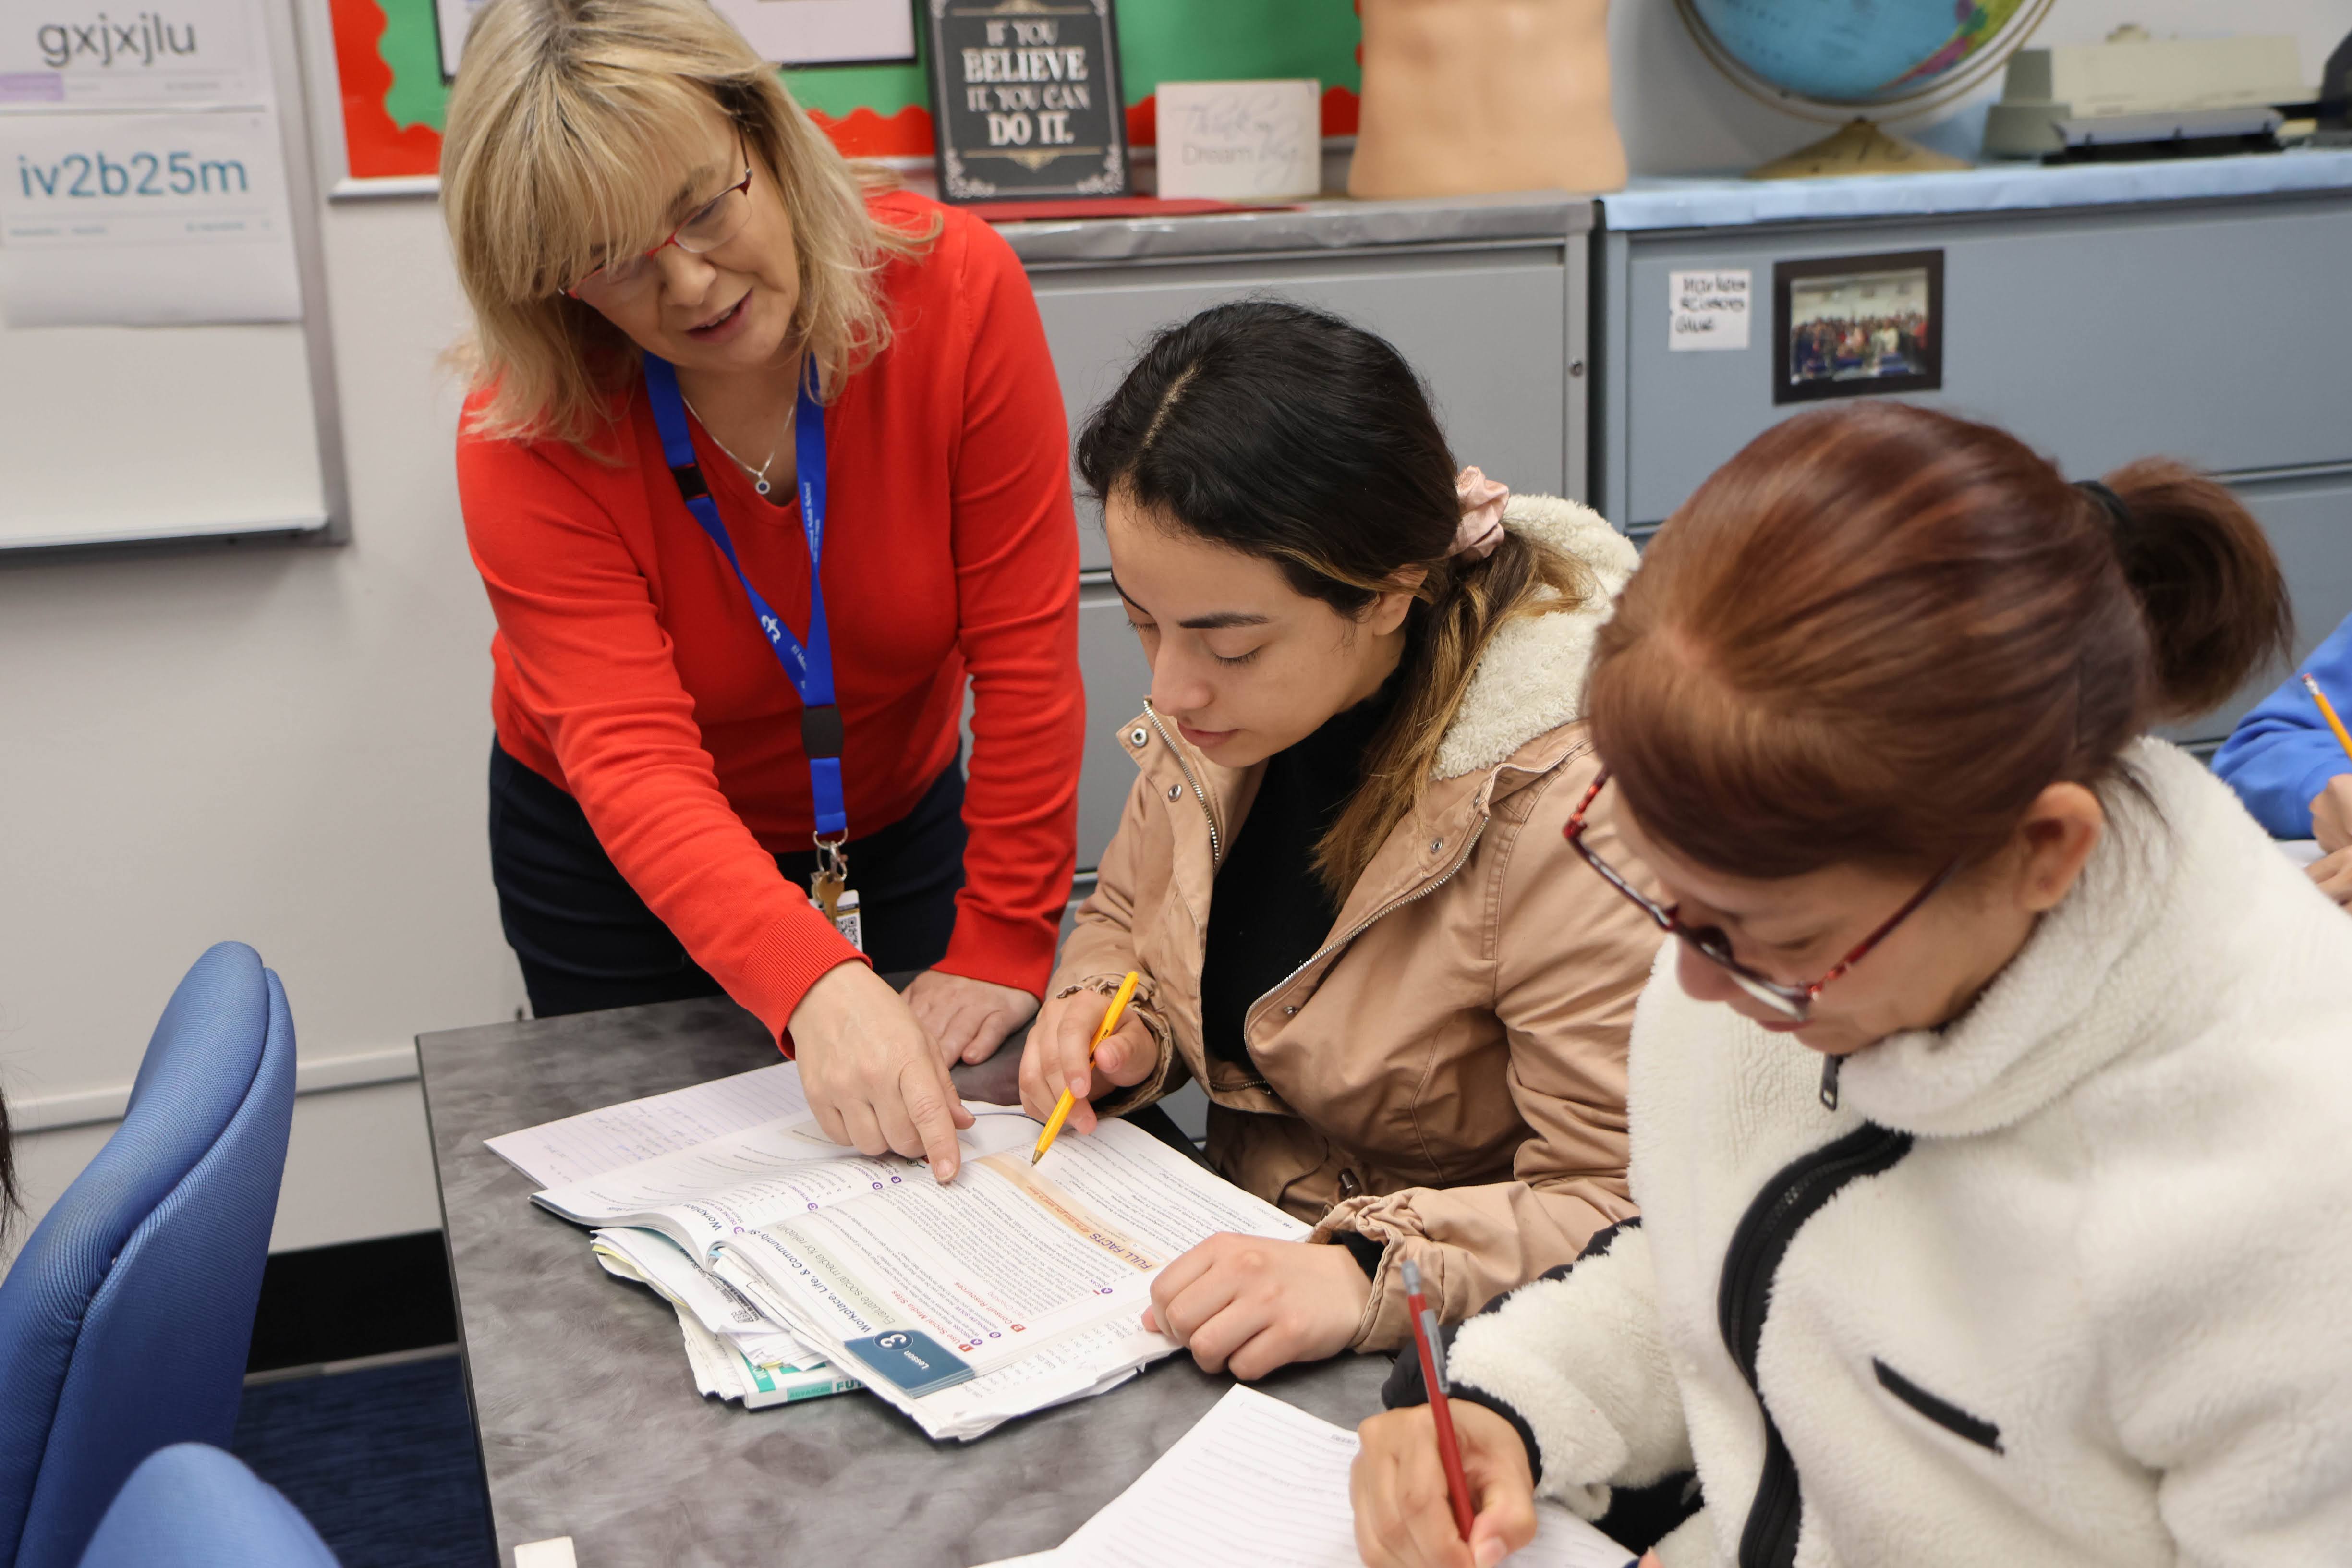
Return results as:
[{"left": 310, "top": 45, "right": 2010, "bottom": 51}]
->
[{"left": 1051, "top": 496, "right": 1662, "bottom": 1352}]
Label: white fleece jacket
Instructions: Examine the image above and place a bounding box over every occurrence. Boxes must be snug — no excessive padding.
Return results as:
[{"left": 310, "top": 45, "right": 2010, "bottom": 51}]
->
[{"left": 1435, "top": 741, "right": 2352, "bottom": 1567}]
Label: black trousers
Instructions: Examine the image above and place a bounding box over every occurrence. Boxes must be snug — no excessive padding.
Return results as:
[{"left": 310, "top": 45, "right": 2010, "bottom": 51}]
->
[{"left": 487, "top": 741, "right": 967, "bottom": 1020}]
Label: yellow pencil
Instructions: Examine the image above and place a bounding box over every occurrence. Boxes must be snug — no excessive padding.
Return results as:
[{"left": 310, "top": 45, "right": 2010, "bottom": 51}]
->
[
  {"left": 1032, "top": 970, "right": 1140, "bottom": 1165},
  {"left": 2305, "top": 673, "right": 2352, "bottom": 761}
]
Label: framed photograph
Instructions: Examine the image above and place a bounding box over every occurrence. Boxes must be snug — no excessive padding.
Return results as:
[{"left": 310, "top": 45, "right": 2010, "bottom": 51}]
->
[
  {"left": 926, "top": 0, "right": 1128, "bottom": 203},
  {"left": 1773, "top": 250, "right": 1943, "bottom": 405}
]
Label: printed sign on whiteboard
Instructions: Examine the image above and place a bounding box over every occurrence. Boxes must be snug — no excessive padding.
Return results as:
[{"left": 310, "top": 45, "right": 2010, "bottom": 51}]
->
[
  {"left": 0, "top": 109, "right": 302, "bottom": 325},
  {"left": 0, "top": 0, "right": 275, "bottom": 112},
  {"left": 1669, "top": 269, "right": 1751, "bottom": 352}
]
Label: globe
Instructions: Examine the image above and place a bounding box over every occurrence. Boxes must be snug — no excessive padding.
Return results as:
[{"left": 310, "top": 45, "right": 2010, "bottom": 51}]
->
[
  {"left": 1672, "top": 0, "right": 2054, "bottom": 177},
  {"left": 1689, "top": 0, "right": 2034, "bottom": 107}
]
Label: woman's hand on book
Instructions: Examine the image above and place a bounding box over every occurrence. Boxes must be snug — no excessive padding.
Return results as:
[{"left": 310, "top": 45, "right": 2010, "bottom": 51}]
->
[
  {"left": 1019, "top": 985, "right": 1158, "bottom": 1134},
  {"left": 790, "top": 962, "right": 975, "bottom": 1181},
  {"left": 1144, "top": 1234, "right": 1371, "bottom": 1381},
  {"left": 1351, "top": 1401, "right": 1537, "bottom": 1568},
  {"left": 903, "top": 967, "right": 1040, "bottom": 1066}
]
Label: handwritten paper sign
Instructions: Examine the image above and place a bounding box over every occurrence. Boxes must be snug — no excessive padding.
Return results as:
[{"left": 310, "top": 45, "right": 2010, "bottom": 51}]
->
[
  {"left": 927, "top": 0, "right": 1128, "bottom": 203},
  {"left": 1155, "top": 79, "right": 1319, "bottom": 201},
  {"left": 1669, "top": 268, "right": 1751, "bottom": 352}
]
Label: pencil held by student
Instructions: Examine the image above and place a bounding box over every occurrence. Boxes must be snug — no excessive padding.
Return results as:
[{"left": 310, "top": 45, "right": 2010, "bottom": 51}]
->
[
  {"left": 1018, "top": 972, "right": 1160, "bottom": 1143},
  {"left": 2214, "top": 613, "right": 2352, "bottom": 906},
  {"left": 1031, "top": 970, "right": 1140, "bottom": 1161},
  {"left": 1350, "top": 1398, "right": 1544, "bottom": 1568}
]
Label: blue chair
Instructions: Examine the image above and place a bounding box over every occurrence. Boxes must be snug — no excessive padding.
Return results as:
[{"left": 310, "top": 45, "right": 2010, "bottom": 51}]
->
[
  {"left": 0, "top": 944, "right": 295, "bottom": 1568},
  {"left": 76, "top": 1445, "right": 336, "bottom": 1568}
]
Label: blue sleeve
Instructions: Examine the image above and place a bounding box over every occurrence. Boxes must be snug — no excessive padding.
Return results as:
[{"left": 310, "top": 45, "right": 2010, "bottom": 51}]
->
[{"left": 2212, "top": 616, "right": 2352, "bottom": 838}]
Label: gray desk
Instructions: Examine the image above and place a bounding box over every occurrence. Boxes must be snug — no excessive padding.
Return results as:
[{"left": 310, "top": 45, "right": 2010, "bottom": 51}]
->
[{"left": 417, "top": 997, "right": 1392, "bottom": 1567}]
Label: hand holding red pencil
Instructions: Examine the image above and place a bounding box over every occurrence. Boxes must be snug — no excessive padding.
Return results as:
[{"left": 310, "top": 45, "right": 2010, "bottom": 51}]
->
[
  {"left": 1402, "top": 1257, "right": 1477, "bottom": 1540},
  {"left": 1350, "top": 1260, "right": 1548, "bottom": 1568}
]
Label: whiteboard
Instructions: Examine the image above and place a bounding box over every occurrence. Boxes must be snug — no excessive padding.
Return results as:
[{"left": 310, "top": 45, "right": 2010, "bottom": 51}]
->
[{"left": 0, "top": 0, "right": 344, "bottom": 553}]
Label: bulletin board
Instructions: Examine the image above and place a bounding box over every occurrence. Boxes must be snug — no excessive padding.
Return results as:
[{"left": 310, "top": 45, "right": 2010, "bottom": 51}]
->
[{"left": 318, "top": 0, "right": 1363, "bottom": 188}]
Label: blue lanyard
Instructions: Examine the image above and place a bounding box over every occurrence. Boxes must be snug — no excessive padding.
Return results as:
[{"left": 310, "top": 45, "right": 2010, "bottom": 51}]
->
[{"left": 642, "top": 353, "right": 847, "bottom": 840}]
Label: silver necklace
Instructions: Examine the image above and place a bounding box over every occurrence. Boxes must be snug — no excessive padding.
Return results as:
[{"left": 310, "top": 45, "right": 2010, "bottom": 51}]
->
[{"left": 681, "top": 392, "right": 789, "bottom": 497}]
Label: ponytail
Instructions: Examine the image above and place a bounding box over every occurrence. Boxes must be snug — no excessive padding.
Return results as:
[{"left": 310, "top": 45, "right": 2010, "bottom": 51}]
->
[
  {"left": 1078, "top": 300, "right": 1593, "bottom": 896},
  {"left": 1585, "top": 402, "right": 2292, "bottom": 879},
  {"left": 2100, "top": 458, "right": 2292, "bottom": 719}
]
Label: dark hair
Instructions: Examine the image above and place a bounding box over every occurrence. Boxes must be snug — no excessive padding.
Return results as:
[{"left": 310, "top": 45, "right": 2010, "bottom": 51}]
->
[
  {"left": 1076, "top": 300, "right": 1593, "bottom": 892},
  {"left": 0, "top": 1087, "right": 17, "bottom": 1251},
  {"left": 1586, "top": 401, "right": 2291, "bottom": 878}
]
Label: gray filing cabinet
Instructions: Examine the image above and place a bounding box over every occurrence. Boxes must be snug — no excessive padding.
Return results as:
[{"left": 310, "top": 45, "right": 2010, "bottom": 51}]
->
[
  {"left": 1591, "top": 156, "right": 2352, "bottom": 744},
  {"left": 1003, "top": 194, "right": 1594, "bottom": 873}
]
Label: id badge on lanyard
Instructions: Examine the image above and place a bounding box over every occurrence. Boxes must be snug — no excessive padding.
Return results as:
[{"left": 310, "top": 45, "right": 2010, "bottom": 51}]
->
[{"left": 642, "top": 353, "right": 862, "bottom": 951}]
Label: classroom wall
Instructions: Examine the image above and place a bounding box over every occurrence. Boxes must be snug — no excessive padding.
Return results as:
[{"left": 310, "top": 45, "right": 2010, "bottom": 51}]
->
[
  {"left": 0, "top": 194, "right": 506, "bottom": 1263},
  {"left": 3, "top": 0, "right": 2344, "bottom": 1270}
]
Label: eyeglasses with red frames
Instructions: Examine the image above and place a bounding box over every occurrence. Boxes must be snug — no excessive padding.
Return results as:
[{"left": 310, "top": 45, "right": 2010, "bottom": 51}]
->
[
  {"left": 564, "top": 134, "right": 755, "bottom": 304},
  {"left": 1561, "top": 768, "right": 1956, "bottom": 1024}
]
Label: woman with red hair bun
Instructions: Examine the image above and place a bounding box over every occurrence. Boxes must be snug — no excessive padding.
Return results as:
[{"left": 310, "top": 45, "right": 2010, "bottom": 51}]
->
[{"left": 1352, "top": 402, "right": 2352, "bottom": 1568}]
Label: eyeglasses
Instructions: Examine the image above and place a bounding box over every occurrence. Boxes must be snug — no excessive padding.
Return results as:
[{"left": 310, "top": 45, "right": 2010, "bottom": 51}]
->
[
  {"left": 1561, "top": 769, "right": 1955, "bottom": 1023},
  {"left": 565, "top": 135, "right": 754, "bottom": 304}
]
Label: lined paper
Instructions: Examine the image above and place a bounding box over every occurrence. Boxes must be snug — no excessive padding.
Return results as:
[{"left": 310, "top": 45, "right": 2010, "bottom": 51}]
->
[{"left": 1054, "top": 1386, "right": 1633, "bottom": 1568}]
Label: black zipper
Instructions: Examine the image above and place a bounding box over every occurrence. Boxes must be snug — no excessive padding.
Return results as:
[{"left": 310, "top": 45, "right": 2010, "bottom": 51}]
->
[{"left": 1718, "top": 1123, "right": 1914, "bottom": 1568}]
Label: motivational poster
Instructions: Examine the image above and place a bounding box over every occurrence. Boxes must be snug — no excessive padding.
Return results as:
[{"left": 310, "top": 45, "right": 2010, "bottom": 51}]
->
[{"left": 926, "top": 0, "right": 1128, "bottom": 203}]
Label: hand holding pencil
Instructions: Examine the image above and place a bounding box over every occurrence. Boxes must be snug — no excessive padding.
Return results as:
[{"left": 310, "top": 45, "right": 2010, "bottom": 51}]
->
[
  {"left": 2301, "top": 674, "right": 2352, "bottom": 905},
  {"left": 1019, "top": 970, "right": 1157, "bottom": 1150},
  {"left": 1349, "top": 1394, "right": 1545, "bottom": 1568}
]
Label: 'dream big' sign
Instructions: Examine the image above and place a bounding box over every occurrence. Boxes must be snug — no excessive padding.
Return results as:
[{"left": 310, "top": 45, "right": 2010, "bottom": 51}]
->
[{"left": 926, "top": 0, "right": 1128, "bottom": 203}]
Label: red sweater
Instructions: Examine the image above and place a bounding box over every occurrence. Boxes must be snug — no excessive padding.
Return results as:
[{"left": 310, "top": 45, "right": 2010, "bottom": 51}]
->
[{"left": 459, "top": 192, "right": 1082, "bottom": 1042}]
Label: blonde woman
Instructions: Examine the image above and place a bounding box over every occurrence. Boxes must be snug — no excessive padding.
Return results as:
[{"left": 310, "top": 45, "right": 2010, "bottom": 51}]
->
[
  {"left": 1022, "top": 302, "right": 1661, "bottom": 1376},
  {"left": 442, "top": 0, "right": 1083, "bottom": 1179}
]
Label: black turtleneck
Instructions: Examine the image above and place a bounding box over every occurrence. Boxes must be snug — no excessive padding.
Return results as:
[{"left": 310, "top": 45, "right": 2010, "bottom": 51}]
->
[{"left": 1199, "top": 677, "right": 1400, "bottom": 1070}]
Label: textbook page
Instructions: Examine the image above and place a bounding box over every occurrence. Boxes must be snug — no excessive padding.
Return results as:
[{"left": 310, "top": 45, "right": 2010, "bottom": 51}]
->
[
  {"left": 710, "top": 1120, "right": 1309, "bottom": 1441},
  {"left": 487, "top": 1062, "right": 812, "bottom": 1186},
  {"left": 531, "top": 1110, "right": 1042, "bottom": 1256},
  {"left": 1055, "top": 1386, "right": 1633, "bottom": 1568},
  {"left": 590, "top": 1228, "right": 824, "bottom": 1370}
]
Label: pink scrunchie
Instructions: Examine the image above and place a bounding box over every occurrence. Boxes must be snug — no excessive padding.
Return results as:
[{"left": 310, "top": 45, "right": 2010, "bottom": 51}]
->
[{"left": 1453, "top": 466, "right": 1509, "bottom": 561}]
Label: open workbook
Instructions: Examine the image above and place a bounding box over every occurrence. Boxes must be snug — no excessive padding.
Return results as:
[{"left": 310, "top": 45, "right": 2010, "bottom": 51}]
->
[
  {"left": 489, "top": 1063, "right": 1308, "bottom": 1440},
  {"left": 975, "top": 1385, "right": 1635, "bottom": 1568}
]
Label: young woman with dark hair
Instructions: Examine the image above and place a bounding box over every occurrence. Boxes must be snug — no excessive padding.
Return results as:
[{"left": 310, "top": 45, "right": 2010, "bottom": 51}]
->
[
  {"left": 1018, "top": 301, "right": 1665, "bottom": 1379},
  {"left": 1354, "top": 402, "right": 2352, "bottom": 1568}
]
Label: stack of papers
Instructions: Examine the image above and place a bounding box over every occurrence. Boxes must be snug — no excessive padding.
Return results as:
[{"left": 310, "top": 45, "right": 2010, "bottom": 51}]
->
[
  {"left": 489, "top": 1064, "right": 1310, "bottom": 1438},
  {"left": 488, "top": 1064, "right": 861, "bottom": 1408},
  {"left": 978, "top": 1386, "right": 1636, "bottom": 1568}
]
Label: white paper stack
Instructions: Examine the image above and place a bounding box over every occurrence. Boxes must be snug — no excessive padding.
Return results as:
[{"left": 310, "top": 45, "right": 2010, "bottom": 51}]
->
[{"left": 488, "top": 1063, "right": 862, "bottom": 1410}]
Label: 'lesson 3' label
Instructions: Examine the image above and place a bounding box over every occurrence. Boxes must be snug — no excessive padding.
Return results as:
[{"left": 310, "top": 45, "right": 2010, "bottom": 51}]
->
[{"left": 842, "top": 1330, "right": 975, "bottom": 1398}]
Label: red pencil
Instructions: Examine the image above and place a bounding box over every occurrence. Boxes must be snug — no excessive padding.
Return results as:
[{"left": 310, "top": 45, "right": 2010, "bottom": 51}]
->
[{"left": 1401, "top": 1257, "right": 1476, "bottom": 1541}]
